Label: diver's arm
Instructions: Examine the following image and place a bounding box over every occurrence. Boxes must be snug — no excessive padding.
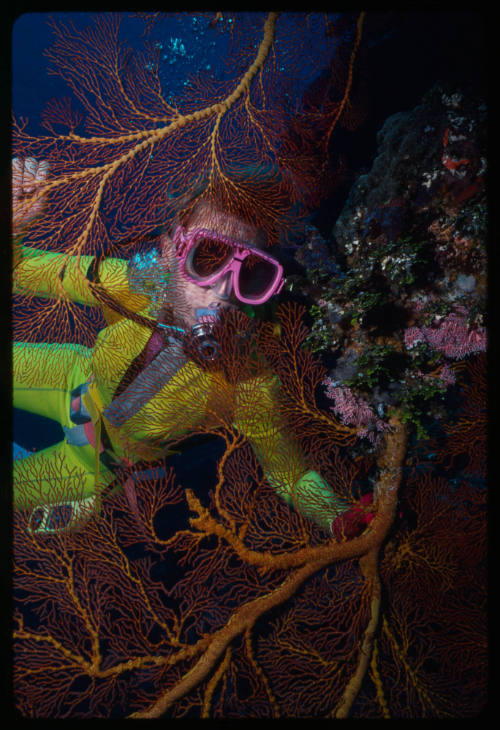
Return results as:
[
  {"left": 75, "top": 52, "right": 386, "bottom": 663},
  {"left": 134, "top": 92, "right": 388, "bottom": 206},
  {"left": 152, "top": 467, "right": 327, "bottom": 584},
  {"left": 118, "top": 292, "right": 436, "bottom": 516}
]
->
[
  {"left": 14, "top": 242, "right": 151, "bottom": 313},
  {"left": 232, "top": 374, "right": 369, "bottom": 533}
]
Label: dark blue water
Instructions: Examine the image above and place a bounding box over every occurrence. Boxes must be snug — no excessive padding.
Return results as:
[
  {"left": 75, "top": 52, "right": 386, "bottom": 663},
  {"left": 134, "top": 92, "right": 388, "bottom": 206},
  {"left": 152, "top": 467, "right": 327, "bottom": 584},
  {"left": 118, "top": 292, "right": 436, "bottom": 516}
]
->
[{"left": 13, "top": 12, "right": 233, "bottom": 135}]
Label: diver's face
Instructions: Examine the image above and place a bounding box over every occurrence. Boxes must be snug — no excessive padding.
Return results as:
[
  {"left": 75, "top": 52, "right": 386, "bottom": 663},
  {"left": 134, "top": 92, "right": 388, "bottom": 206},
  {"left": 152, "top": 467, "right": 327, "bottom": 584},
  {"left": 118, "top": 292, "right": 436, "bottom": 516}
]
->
[{"left": 160, "top": 205, "right": 264, "bottom": 329}]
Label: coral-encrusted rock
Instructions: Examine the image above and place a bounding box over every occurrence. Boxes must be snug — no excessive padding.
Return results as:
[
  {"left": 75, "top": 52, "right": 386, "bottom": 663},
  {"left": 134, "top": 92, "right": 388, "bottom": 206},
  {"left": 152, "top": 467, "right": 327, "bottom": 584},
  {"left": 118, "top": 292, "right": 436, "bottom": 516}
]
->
[
  {"left": 318, "top": 83, "right": 487, "bottom": 442},
  {"left": 333, "top": 83, "right": 486, "bottom": 287}
]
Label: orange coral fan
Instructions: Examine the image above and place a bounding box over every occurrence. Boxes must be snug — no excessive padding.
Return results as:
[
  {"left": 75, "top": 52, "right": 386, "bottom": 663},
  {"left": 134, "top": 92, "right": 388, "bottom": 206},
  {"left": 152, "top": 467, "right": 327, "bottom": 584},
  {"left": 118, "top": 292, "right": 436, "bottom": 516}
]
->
[{"left": 12, "top": 12, "right": 486, "bottom": 720}]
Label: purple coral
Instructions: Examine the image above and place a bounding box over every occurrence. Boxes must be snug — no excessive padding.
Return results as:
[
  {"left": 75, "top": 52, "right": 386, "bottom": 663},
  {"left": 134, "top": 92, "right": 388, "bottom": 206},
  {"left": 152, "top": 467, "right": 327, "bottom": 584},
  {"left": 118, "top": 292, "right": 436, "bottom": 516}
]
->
[
  {"left": 404, "top": 312, "right": 486, "bottom": 360},
  {"left": 438, "top": 362, "right": 457, "bottom": 387},
  {"left": 404, "top": 327, "right": 425, "bottom": 350},
  {"left": 323, "top": 380, "right": 391, "bottom": 444}
]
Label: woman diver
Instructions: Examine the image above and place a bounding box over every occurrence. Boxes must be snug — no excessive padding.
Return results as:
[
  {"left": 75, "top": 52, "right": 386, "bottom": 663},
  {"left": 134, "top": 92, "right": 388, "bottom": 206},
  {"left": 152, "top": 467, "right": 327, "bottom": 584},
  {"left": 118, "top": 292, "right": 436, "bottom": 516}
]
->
[{"left": 12, "top": 157, "right": 373, "bottom": 538}]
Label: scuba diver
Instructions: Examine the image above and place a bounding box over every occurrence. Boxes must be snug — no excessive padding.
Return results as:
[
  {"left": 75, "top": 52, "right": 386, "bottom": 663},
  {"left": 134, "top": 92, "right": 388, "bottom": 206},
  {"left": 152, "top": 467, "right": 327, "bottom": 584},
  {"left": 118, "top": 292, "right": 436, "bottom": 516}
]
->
[{"left": 12, "top": 157, "right": 374, "bottom": 538}]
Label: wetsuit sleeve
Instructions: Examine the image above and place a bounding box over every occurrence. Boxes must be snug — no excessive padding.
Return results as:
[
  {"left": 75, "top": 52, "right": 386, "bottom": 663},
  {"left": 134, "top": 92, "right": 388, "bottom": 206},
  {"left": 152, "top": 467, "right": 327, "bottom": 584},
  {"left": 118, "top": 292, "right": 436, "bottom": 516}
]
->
[
  {"left": 13, "top": 243, "right": 150, "bottom": 313},
  {"left": 233, "top": 374, "right": 349, "bottom": 531}
]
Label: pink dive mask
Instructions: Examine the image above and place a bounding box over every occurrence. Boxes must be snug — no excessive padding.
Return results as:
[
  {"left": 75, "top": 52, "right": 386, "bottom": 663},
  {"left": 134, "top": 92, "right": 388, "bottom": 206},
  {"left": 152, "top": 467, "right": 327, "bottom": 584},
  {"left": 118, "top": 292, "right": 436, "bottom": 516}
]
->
[{"left": 173, "top": 225, "right": 285, "bottom": 305}]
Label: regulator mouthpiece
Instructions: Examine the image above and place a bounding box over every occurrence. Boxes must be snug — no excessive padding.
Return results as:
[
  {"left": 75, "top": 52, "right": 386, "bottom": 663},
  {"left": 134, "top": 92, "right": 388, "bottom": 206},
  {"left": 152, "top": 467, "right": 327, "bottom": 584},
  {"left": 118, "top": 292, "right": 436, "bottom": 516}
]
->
[{"left": 190, "top": 321, "right": 220, "bottom": 362}]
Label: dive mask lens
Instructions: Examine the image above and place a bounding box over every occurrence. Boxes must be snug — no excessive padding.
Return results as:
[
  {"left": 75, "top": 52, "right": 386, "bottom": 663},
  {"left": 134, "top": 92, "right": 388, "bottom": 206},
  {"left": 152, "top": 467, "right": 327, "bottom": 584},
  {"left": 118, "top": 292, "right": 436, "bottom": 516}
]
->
[
  {"left": 188, "top": 236, "right": 233, "bottom": 279},
  {"left": 237, "top": 252, "right": 279, "bottom": 300}
]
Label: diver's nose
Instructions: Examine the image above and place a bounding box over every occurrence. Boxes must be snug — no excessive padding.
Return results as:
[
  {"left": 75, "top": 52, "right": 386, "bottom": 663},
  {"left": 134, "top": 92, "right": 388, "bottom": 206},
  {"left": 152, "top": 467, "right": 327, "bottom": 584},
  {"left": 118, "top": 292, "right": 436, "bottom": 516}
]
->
[{"left": 212, "top": 270, "right": 233, "bottom": 300}]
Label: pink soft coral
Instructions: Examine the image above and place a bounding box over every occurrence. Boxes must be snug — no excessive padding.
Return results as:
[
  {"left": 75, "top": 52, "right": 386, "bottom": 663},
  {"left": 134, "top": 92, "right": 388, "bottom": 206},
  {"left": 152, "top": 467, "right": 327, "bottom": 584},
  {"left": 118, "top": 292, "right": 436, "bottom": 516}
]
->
[
  {"left": 404, "top": 312, "right": 486, "bottom": 360},
  {"left": 323, "top": 381, "right": 391, "bottom": 444}
]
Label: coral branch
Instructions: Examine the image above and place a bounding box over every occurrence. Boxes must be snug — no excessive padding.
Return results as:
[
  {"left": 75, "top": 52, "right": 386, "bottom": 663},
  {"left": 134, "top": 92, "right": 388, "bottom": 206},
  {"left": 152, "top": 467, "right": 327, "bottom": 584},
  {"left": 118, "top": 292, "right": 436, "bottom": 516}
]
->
[
  {"left": 130, "top": 556, "right": 331, "bottom": 718},
  {"left": 131, "top": 415, "right": 408, "bottom": 717},
  {"left": 334, "top": 548, "right": 381, "bottom": 718}
]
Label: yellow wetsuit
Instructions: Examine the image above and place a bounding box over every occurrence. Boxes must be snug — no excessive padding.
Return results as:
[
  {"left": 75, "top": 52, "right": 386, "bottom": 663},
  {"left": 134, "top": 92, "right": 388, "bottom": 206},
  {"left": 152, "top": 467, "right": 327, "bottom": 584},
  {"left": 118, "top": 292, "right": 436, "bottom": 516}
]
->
[{"left": 13, "top": 244, "right": 348, "bottom": 532}]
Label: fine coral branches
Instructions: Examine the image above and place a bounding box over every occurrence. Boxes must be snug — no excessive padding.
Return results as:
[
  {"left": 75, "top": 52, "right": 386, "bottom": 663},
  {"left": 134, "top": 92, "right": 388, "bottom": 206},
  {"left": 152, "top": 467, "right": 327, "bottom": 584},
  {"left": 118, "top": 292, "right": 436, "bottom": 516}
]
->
[
  {"left": 14, "top": 368, "right": 410, "bottom": 717},
  {"left": 14, "top": 13, "right": 281, "bottom": 267}
]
